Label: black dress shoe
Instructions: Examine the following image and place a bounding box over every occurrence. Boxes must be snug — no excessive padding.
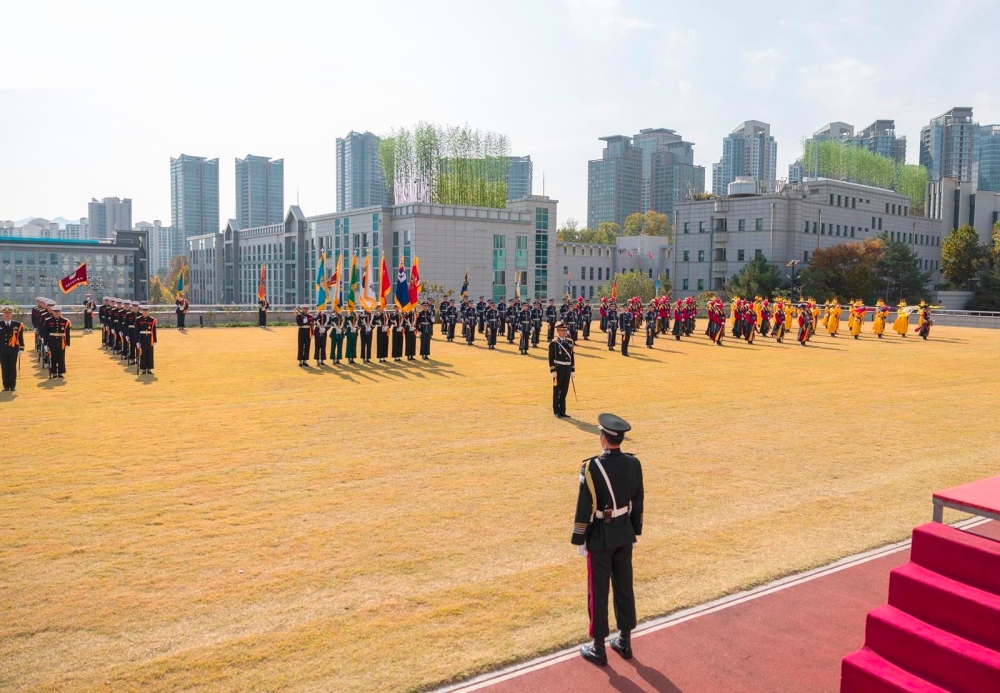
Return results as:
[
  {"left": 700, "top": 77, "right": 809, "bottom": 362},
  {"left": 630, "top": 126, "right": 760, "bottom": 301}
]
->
[
  {"left": 610, "top": 637, "right": 633, "bottom": 660},
  {"left": 580, "top": 645, "right": 607, "bottom": 666}
]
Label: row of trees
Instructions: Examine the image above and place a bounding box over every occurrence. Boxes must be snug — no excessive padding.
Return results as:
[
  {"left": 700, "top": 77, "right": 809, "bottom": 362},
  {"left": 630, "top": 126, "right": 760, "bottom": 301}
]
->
[
  {"left": 556, "top": 210, "right": 673, "bottom": 244},
  {"left": 943, "top": 222, "right": 1000, "bottom": 310},
  {"left": 722, "top": 234, "right": 930, "bottom": 304}
]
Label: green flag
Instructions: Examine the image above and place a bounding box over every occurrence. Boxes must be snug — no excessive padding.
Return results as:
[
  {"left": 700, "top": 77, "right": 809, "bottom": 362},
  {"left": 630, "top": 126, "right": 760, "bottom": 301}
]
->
[{"left": 346, "top": 253, "right": 359, "bottom": 312}]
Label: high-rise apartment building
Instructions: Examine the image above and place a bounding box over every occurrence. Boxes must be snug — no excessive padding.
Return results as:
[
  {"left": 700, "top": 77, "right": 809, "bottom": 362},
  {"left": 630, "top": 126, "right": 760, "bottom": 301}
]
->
[
  {"left": 137, "top": 220, "right": 182, "bottom": 277},
  {"left": 712, "top": 120, "right": 777, "bottom": 195},
  {"left": 587, "top": 135, "right": 642, "bottom": 229},
  {"left": 336, "top": 131, "right": 387, "bottom": 212},
  {"left": 171, "top": 154, "right": 220, "bottom": 238},
  {"left": 920, "top": 107, "right": 978, "bottom": 183},
  {"left": 87, "top": 197, "right": 132, "bottom": 240},
  {"left": 506, "top": 156, "right": 533, "bottom": 200},
  {"left": 235, "top": 155, "right": 284, "bottom": 230},
  {"left": 850, "top": 120, "right": 907, "bottom": 163},
  {"left": 632, "top": 128, "right": 705, "bottom": 219},
  {"left": 974, "top": 125, "right": 1000, "bottom": 192}
]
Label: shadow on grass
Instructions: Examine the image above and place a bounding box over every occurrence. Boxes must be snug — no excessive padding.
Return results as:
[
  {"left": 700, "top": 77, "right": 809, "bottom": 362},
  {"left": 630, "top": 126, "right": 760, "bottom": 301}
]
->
[
  {"left": 561, "top": 416, "right": 601, "bottom": 436},
  {"left": 37, "top": 377, "right": 67, "bottom": 388},
  {"left": 0, "top": 390, "right": 15, "bottom": 401},
  {"left": 135, "top": 374, "right": 158, "bottom": 384}
]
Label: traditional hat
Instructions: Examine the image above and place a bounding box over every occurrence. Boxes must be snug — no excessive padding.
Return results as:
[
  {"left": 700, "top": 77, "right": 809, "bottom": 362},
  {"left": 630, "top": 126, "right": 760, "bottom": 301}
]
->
[{"left": 597, "top": 413, "right": 631, "bottom": 436}]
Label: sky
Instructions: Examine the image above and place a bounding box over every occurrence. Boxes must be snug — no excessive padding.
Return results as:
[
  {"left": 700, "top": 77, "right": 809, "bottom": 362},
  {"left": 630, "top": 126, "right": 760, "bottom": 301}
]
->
[{"left": 2, "top": 0, "right": 998, "bottom": 228}]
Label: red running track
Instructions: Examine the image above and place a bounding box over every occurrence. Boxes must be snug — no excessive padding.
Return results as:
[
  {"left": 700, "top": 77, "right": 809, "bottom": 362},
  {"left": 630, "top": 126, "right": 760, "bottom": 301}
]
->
[{"left": 466, "top": 522, "right": 999, "bottom": 693}]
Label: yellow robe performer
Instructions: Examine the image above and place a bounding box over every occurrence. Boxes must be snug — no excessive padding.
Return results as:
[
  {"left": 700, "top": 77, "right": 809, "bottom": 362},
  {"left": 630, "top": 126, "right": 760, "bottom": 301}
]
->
[
  {"left": 893, "top": 300, "right": 910, "bottom": 337},
  {"left": 873, "top": 300, "right": 888, "bottom": 337},
  {"left": 850, "top": 301, "right": 865, "bottom": 338},
  {"left": 827, "top": 301, "right": 841, "bottom": 336}
]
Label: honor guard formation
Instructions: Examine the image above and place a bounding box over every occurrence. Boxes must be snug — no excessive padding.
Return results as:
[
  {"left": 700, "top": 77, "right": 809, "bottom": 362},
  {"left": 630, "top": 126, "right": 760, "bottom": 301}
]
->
[
  {"left": 1, "top": 305, "right": 26, "bottom": 391},
  {"left": 98, "top": 296, "right": 157, "bottom": 374},
  {"left": 22, "top": 297, "right": 72, "bottom": 381}
]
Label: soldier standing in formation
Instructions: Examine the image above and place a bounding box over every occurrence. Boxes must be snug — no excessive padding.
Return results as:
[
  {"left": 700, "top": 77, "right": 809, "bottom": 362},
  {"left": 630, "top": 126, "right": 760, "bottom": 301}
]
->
[
  {"left": 619, "top": 308, "right": 634, "bottom": 357},
  {"left": 136, "top": 305, "right": 157, "bottom": 375},
  {"left": 345, "top": 311, "right": 360, "bottom": 364},
  {"left": 475, "top": 296, "right": 487, "bottom": 334},
  {"left": 82, "top": 293, "right": 96, "bottom": 333},
  {"left": 572, "top": 414, "right": 643, "bottom": 667},
  {"left": 258, "top": 297, "right": 270, "bottom": 327},
  {"left": 581, "top": 299, "right": 593, "bottom": 340},
  {"left": 175, "top": 293, "right": 189, "bottom": 329},
  {"left": 546, "top": 299, "right": 558, "bottom": 341},
  {"left": 518, "top": 302, "right": 531, "bottom": 355},
  {"left": 313, "top": 310, "right": 330, "bottom": 366},
  {"left": 126, "top": 301, "right": 140, "bottom": 364},
  {"left": 360, "top": 309, "right": 374, "bottom": 364},
  {"left": 644, "top": 302, "right": 656, "bottom": 349},
  {"left": 531, "top": 300, "right": 543, "bottom": 348},
  {"left": 417, "top": 302, "right": 434, "bottom": 359},
  {"left": 295, "top": 306, "right": 313, "bottom": 366},
  {"left": 485, "top": 300, "right": 499, "bottom": 349},
  {"left": 99, "top": 296, "right": 111, "bottom": 346},
  {"left": 376, "top": 307, "right": 391, "bottom": 362},
  {"left": 605, "top": 302, "right": 619, "bottom": 351},
  {"left": 548, "top": 320, "right": 575, "bottom": 418},
  {"left": 1, "top": 305, "right": 25, "bottom": 392},
  {"left": 507, "top": 299, "right": 518, "bottom": 344},
  {"left": 44, "top": 305, "right": 71, "bottom": 379},
  {"left": 331, "top": 312, "right": 345, "bottom": 365},
  {"left": 404, "top": 310, "right": 417, "bottom": 361}
]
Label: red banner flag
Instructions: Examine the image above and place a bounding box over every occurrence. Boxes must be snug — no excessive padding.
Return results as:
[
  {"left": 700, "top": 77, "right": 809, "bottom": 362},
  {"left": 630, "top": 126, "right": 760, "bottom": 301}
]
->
[
  {"left": 59, "top": 262, "right": 88, "bottom": 294},
  {"left": 408, "top": 257, "right": 421, "bottom": 308},
  {"left": 611, "top": 277, "right": 618, "bottom": 301}
]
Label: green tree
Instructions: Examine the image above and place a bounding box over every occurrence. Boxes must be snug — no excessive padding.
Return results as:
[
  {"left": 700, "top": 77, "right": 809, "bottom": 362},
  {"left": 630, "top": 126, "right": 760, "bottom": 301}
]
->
[
  {"left": 148, "top": 275, "right": 175, "bottom": 305},
  {"left": 165, "top": 256, "right": 188, "bottom": 293},
  {"left": 579, "top": 226, "right": 618, "bottom": 244},
  {"left": 876, "top": 233, "right": 930, "bottom": 302},
  {"left": 597, "top": 221, "right": 621, "bottom": 239},
  {"left": 940, "top": 225, "right": 989, "bottom": 289},
  {"left": 798, "top": 239, "right": 884, "bottom": 303},
  {"left": 596, "top": 270, "right": 656, "bottom": 302},
  {"left": 656, "top": 272, "right": 672, "bottom": 296},
  {"left": 421, "top": 282, "right": 454, "bottom": 305},
  {"left": 992, "top": 221, "right": 1000, "bottom": 266},
  {"left": 556, "top": 218, "right": 581, "bottom": 242},
  {"left": 623, "top": 210, "right": 672, "bottom": 239},
  {"left": 723, "top": 255, "right": 784, "bottom": 299}
]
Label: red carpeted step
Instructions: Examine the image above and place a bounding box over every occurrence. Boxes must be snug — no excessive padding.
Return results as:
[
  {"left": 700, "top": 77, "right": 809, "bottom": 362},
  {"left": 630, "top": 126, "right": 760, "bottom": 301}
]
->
[
  {"left": 889, "top": 562, "right": 1000, "bottom": 651},
  {"left": 841, "top": 648, "right": 946, "bottom": 692},
  {"left": 865, "top": 605, "right": 1000, "bottom": 693},
  {"left": 910, "top": 523, "right": 1000, "bottom": 596}
]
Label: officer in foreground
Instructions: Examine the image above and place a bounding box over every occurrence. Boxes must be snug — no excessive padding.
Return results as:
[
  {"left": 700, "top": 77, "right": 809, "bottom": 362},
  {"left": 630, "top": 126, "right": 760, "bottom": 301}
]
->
[{"left": 571, "top": 413, "right": 644, "bottom": 666}]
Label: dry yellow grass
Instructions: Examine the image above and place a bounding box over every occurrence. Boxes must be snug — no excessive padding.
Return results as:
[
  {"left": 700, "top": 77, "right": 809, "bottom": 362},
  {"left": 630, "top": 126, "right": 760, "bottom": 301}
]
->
[{"left": 2, "top": 324, "right": 998, "bottom": 691}]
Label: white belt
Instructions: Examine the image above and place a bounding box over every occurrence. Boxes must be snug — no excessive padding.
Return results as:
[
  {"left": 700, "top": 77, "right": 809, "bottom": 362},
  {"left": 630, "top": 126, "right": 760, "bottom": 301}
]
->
[
  {"left": 139, "top": 331, "right": 152, "bottom": 335},
  {"left": 595, "top": 504, "right": 631, "bottom": 519},
  {"left": 554, "top": 361, "right": 572, "bottom": 366},
  {"left": 50, "top": 333, "right": 65, "bottom": 336}
]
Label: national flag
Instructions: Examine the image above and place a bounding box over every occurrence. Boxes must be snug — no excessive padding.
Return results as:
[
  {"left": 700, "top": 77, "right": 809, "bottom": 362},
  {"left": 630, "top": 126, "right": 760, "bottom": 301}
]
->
[
  {"left": 175, "top": 266, "right": 184, "bottom": 294},
  {"left": 611, "top": 277, "right": 618, "bottom": 301},
  {"left": 460, "top": 269, "right": 469, "bottom": 300},
  {"left": 408, "top": 256, "right": 421, "bottom": 308},
  {"left": 359, "top": 254, "right": 377, "bottom": 310},
  {"left": 315, "top": 251, "right": 328, "bottom": 311},
  {"left": 328, "top": 254, "right": 343, "bottom": 312},
  {"left": 346, "top": 253, "right": 359, "bottom": 312},
  {"left": 648, "top": 251, "right": 653, "bottom": 259},
  {"left": 257, "top": 265, "right": 267, "bottom": 301},
  {"left": 565, "top": 279, "right": 571, "bottom": 300},
  {"left": 395, "top": 260, "right": 411, "bottom": 311},
  {"left": 627, "top": 250, "right": 633, "bottom": 258},
  {"left": 379, "top": 255, "right": 391, "bottom": 309},
  {"left": 58, "top": 262, "right": 88, "bottom": 294}
]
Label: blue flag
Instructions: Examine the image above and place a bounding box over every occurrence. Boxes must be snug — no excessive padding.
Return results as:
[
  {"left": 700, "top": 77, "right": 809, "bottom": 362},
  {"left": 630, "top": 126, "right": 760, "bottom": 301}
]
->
[
  {"left": 315, "top": 251, "right": 328, "bottom": 311},
  {"left": 655, "top": 278, "right": 662, "bottom": 296},
  {"left": 460, "top": 269, "right": 469, "bottom": 300},
  {"left": 394, "top": 260, "right": 410, "bottom": 311}
]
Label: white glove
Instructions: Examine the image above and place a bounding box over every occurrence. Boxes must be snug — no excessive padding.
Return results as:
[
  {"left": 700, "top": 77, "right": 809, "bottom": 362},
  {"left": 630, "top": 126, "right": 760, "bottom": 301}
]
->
[
  {"left": 577, "top": 544, "right": 588, "bottom": 558},
  {"left": 550, "top": 370, "right": 556, "bottom": 377}
]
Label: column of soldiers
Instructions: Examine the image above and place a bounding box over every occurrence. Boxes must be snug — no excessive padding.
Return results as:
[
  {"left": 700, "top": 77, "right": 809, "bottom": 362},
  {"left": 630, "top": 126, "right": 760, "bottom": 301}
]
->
[
  {"left": 97, "top": 296, "right": 157, "bottom": 373},
  {"left": 294, "top": 301, "right": 435, "bottom": 367},
  {"left": 28, "top": 297, "right": 71, "bottom": 379}
]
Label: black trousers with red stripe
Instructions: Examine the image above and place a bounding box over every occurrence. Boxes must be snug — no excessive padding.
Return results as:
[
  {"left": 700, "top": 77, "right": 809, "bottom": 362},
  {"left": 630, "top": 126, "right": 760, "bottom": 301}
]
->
[{"left": 587, "top": 544, "right": 636, "bottom": 641}]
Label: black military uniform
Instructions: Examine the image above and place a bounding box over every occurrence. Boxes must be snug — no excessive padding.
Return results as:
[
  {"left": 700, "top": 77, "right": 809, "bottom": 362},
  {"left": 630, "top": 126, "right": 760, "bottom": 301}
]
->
[
  {"left": 136, "top": 307, "right": 157, "bottom": 374},
  {"left": 548, "top": 320, "right": 574, "bottom": 417},
  {"left": 497, "top": 300, "right": 507, "bottom": 334},
  {"left": 126, "top": 303, "right": 140, "bottom": 363},
  {"left": 360, "top": 310, "right": 374, "bottom": 363},
  {"left": 546, "top": 300, "right": 558, "bottom": 341},
  {"left": 1, "top": 308, "right": 25, "bottom": 391},
  {"left": 391, "top": 311, "right": 405, "bottom": 361},
  {"left": 98, "top": 298, "right": 111, "bottom": 346},
  {"left": 531, "top": 301, "right": 543, "bottom": 347},
  {"left": 447, "top": 301, "right": 459, "bottom": 342},
  {"left": 484, "top": 302, "right": 499, "bottom": 349},
  {"left": 82, "top": 295, "right": 96, "bottom": 332},
  {"left": 295, "top": 307, "right": 313, "bottom": 366},
  {"left": 645, "top": 307, "right": 656, "bottom": 348},
  {"left": 175, "top": 295, "right": 189, "bottom": 329},
  {"left": 475, "top": 297, "right": 487, "bottom": 334},
  {"left": 375, "top": 310, "right": 390, "bottom": 362},
  {"left": 518, "top": 306, "right": 531, "bottom": 354},
  {"left": 620, "top": 310, "right": 634, "bottom": 357},
  {"left": 314, "top": 311, "right": 330, "bottom": 365},
  {"left": 572, "top": 414, "right": 644, "bottom": 666},
  {"left": 606, "top": 306, "right": 619, "bottom": 351},
  {"left": 507, "top": 300, "right": 519, "bottom": 343},
  {"left": 581, "top": 301, "right": 593, "bottom": 340},
  {"left": 404, "top": 311, "right": 417, "bottom": 361},
  {"left": 45, "top": 307, "right": 71, "bottom": 378},
  {"left": 258, "top": 298, "right": 270, "bottom": 327},
  {"left": 417, "top": 304, "right": 433, "bottom": 359},
  {"left": 464, "top": 303, "right": 476, "bottom": 345}
]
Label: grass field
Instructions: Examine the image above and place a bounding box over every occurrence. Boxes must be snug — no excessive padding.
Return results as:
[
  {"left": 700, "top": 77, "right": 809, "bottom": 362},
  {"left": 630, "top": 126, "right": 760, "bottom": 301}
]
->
[{"left": 2, "top": 323, "right": 997, "bottom": 691}]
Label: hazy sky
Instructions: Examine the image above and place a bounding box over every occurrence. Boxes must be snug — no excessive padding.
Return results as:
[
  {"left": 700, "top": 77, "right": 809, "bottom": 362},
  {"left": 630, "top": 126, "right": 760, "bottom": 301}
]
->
[{"left": 2, "top": 0, "right": 997, "bottom": 228}]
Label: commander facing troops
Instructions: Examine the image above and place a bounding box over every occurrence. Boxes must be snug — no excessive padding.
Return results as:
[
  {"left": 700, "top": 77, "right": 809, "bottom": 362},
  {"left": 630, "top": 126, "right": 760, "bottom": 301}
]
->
[
  {"left": 572, "top": 413, "right": 644, "bottom": 667},
  {"left": 548, "top": 320, "right": 575, "bottom": 418},
  {"left": 1, "top": 305, "right": 25, "bottom": 392}
]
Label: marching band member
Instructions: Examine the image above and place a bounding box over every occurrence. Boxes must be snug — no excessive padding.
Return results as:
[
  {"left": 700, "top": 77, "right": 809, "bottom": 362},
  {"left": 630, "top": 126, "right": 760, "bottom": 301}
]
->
[
  {"left": 872, "top": 300, "right": 889, "bottom": 338},
  {"left": 850, "top": 300, "right": 866, "bottom": 339}
]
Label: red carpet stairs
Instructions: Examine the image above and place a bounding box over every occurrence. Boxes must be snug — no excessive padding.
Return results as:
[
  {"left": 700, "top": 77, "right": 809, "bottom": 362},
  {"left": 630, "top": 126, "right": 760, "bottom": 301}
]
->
[{"left": 841, "top": 522, "right": 1000, "bottom": 692}]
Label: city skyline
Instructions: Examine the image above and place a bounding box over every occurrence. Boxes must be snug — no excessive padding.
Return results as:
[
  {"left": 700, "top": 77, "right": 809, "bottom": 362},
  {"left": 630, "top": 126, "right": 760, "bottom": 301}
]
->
[{"left": 3, "top": 0, "right": 999, "bottom": 228}]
